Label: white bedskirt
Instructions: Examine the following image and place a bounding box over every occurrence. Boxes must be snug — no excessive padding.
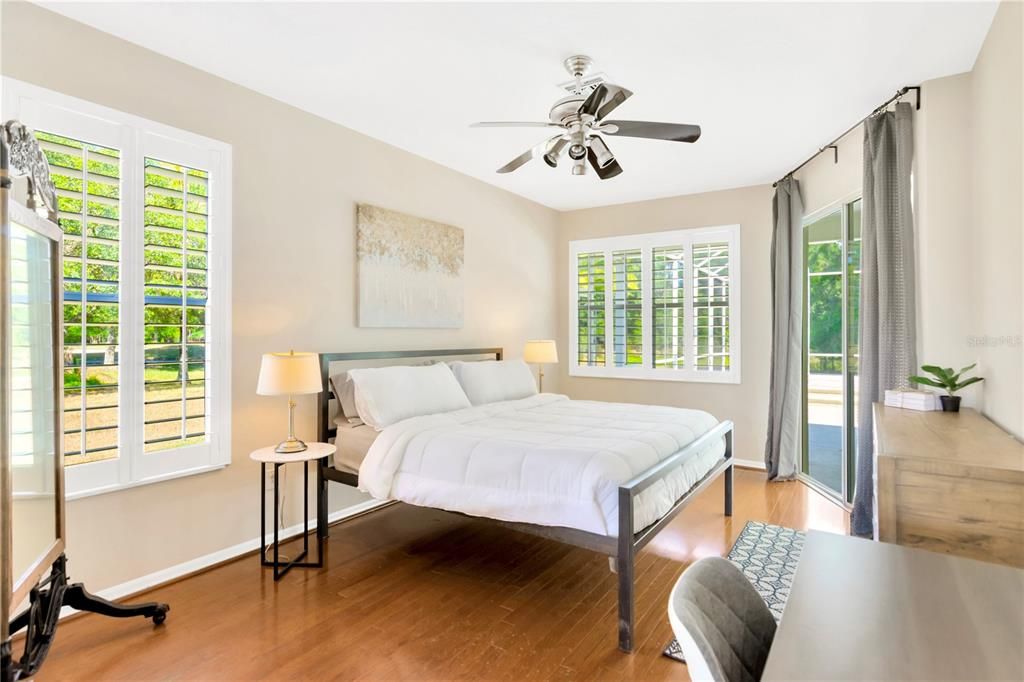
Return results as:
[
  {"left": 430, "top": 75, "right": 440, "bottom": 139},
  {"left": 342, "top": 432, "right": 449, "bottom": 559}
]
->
[{"left": 359, "top": 394, "right": 726, "bottom": 536}]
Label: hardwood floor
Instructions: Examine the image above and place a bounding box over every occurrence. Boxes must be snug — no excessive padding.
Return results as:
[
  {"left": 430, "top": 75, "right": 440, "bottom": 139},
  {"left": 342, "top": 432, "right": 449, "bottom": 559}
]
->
[{"left": 36, "top": 470, "right": 848, "bottom": 681}]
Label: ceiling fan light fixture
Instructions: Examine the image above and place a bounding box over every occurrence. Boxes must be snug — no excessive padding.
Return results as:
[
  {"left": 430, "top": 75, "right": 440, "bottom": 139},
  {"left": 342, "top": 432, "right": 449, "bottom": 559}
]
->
[
  {"left": 543, "top": 138, "right": 568, "bottom": 167},
  {"left": 571, "top": 159, "right": 587, "bottom": 176},
  {"left": 589, "top": 136, "right": 615, "bottom": 169}
]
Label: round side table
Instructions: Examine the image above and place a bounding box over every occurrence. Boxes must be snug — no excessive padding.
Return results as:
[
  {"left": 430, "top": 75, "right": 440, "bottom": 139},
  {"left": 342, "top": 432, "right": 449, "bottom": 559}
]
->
[{"left": 250, "top": 442, "right": 336, "bottom": 580}]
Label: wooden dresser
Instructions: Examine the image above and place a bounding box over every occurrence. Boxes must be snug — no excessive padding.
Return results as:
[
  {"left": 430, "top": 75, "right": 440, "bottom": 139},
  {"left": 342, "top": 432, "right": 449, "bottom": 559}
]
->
[{"left": 873, "top": 404, "right": 1024, "bottom": 568}]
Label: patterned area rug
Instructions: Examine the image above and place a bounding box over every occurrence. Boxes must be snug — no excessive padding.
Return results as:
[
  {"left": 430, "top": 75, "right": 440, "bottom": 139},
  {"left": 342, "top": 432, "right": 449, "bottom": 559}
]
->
[{"left": 663, "top": 521, "right": 805, "bottom": 663}]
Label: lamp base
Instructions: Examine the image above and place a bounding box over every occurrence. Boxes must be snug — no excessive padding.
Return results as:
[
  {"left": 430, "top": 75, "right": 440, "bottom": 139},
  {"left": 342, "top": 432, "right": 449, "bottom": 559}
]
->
[{"left": 275, "top": 437, "right": 308, "bottom": 454}]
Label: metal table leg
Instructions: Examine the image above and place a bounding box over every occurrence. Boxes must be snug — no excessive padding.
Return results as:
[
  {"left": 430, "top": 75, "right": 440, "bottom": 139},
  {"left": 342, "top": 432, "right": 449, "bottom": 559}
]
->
[{"left": 260, "top": 460, "right": 323, "bottom": 580}]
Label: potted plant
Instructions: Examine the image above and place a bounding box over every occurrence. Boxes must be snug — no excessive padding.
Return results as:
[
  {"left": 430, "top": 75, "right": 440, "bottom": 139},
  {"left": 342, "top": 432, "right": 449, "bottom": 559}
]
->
[{"left": 908, "top": 363, "right": 984, "bottom": 413}]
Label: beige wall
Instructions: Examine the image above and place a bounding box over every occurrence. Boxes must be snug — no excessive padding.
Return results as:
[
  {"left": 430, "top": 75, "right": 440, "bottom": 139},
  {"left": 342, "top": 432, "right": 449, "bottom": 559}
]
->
[
  {"left": 795, "top": 125, "right": 863, "bottom": 218},
  {"left": 968, "top": 0, "right": 1023, "bottom": 437},
  {"left": 2, "top": 2, "right": 560, "bottom": 592},
  {"left": 912, "top": 1, "right": 1022, "bottom": 433},
  {"left": 556, "top": 185, "right": 774, "bottom": 463},
  {"left": 915, "top": 74, "right": 980, "bottom": 407}
]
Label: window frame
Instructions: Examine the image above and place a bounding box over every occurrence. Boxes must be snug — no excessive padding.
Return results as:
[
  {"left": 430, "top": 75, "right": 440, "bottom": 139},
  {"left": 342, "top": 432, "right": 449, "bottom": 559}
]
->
[
  {"left": 3, "top": 78, "right": 233, "bottom": 499},
  {"left": 568, "top": 225, "right": 741, "bottom": 384}
]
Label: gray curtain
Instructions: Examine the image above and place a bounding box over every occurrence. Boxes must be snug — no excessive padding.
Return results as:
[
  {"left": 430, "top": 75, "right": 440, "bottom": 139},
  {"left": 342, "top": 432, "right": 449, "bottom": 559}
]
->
[
  {"left": 764, "top": 177, "right": 803, "bottom": 480},
  {"left": 852, "top": 102, "right": 917, "bottom": 536}
]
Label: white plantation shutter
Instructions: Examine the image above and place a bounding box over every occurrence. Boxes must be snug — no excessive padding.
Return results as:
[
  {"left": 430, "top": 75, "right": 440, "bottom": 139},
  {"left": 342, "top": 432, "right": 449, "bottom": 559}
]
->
[
  {"left": 569, "top": 225, "right": 740, "bottom": 383},
  {"left": 576, "top": 251, "right": 606, "bottom": 366},
  {"left": 652, "top": 245, "right": 686, "bottom": 370},
  {"left": 612, "top": 249, "right": 642, "bottom": 367},
  {"left": 37, "top": 131, "right": 122, "bottom": 467},
  {"left": 6, "top": 78, "right": 232, "bottom": 496},
  {"left": 143, "top": 158, "right": 209, "bottom": 453},
  {"left": 692, "top": 241, "right": 731, "bottom": 371}
]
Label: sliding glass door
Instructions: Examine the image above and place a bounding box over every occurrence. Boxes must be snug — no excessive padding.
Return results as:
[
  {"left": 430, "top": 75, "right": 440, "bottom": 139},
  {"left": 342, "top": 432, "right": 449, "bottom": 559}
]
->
[{"left": 802, "top": 199, "right": 860, "bottom": 503}]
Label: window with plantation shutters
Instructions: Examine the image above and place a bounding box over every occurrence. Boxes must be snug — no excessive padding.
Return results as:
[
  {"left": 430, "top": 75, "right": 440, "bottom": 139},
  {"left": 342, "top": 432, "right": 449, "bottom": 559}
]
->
[
  {"left": 37, "top": 131, "right": 122, "bottom": 467},
  {"left": 6, "top": 78, "right": 232, "bottom": 497},
  {"left": 569, "top": 225, "right": 740, "bottom": 383}
]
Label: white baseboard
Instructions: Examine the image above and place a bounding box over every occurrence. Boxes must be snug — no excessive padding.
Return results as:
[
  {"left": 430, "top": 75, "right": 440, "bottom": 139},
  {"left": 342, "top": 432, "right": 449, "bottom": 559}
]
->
[
  {"left": 57, "top": 498, "right": 389, "bottom": 620},
  {"left": 731, "top": 457, "right": 765, "bottom": 470}
]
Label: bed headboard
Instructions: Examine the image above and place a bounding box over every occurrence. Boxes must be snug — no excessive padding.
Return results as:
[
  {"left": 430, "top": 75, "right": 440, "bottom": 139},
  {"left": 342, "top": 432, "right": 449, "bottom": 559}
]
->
[{"left": 316, "top": 347, "right": 503, "bottom": 443}]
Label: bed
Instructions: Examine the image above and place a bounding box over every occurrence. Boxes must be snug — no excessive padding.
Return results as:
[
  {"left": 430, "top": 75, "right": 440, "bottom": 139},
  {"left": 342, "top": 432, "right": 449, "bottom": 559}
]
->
[{"left": 315, "top": 348, "right": 734, "bottom": 653}]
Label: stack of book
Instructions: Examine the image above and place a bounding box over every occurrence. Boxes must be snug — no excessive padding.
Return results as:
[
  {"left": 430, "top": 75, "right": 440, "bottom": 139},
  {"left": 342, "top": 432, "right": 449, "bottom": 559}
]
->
[{"left": 884, "top": 389, "right": 940, "bottom": 411}]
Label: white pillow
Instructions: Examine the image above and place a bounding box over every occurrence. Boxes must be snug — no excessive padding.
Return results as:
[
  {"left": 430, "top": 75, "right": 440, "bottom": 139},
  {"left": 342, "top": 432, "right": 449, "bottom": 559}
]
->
[
  {"left": 347, "top": 363, "right": 471, "bottom": 430},
  {"left": 329, "top": 372, "right": 361, "bottom": 424},
  {"left": 449, "top": 359, "right": 538, "bottom": 406}
]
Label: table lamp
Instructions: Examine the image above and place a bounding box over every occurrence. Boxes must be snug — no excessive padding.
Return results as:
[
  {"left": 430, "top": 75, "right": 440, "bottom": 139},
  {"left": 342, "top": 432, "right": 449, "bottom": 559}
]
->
[
  {"left": 523, "top": 340, "right": 558, "bottom": 392},
  {"left": 257, "top": 350, "right": 322, "bottom": 453}
]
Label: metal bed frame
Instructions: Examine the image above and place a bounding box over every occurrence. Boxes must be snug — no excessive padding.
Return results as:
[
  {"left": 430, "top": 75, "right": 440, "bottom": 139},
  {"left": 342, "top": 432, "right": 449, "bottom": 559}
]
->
[{"left": 315, "top": 348, "right": 733, "bottom": 652}]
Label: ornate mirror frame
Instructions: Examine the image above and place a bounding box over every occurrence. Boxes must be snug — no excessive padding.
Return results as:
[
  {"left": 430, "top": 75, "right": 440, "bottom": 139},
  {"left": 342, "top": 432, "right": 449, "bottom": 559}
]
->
[{"left": 1, "top": 120, "right": 65, "bottom": 639}]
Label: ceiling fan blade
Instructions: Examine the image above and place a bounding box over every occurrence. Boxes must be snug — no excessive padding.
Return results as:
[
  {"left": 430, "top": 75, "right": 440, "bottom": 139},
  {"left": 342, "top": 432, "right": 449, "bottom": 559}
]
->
[
  {"left": 578, "top": 84, "right": 607, "bottom": 117},
  {"left": 601, "top": 120, "right": 701, "bottom": 143},
  {"left": 471, "top": 121, "right": 562, "bottom": 129},
  {"left": 587, "top": 137, "right": 623, "bottom": 180},
  {"left": 595, "top": 85, "right": 633, "bottom": 120},
  {"left": 496, "top": 135, "right": 564, "bottom": 174},
  {"left": 578, "top": 83, "right": 633, "bottom": 119}
]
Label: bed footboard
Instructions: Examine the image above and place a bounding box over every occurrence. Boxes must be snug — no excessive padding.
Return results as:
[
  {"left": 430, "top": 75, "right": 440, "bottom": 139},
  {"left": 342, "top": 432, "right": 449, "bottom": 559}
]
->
[{"left": 615, "top": 420, "right": 734, "bottom": 652}]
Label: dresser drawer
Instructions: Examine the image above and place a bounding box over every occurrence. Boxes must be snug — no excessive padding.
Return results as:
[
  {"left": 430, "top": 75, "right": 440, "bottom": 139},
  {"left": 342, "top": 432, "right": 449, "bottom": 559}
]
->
[
  {"left": 895, "top": 510, "right": 1024, "bottom": 567},
  {"left": 895, "top": 469, "right": 1024, "bottom": 531}
]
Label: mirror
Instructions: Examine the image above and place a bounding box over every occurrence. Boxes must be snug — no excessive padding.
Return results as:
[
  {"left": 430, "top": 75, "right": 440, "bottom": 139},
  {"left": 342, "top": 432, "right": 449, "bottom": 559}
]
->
[
  {"left": 9, "top": 217, "right": 59, "bottom": 590},
  {"left": 2, "top": 180, "right": 65, "bottom": 631}
]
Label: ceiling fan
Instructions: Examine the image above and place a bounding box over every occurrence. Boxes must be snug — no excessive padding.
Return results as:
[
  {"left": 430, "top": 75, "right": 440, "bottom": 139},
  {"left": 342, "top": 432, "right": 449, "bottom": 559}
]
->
[{"left": 471, "top": 55, "right": 701, "bottom": 179}]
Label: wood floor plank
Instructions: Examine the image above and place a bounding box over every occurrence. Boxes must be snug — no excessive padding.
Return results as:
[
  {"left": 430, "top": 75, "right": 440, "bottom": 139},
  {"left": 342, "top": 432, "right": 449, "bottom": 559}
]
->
[{"left": 31, "top": 470, "right": 847, "bottom": 681}]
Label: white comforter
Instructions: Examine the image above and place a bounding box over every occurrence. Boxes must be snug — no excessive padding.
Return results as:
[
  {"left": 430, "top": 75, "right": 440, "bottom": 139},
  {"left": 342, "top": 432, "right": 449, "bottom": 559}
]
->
[{"left": 359, "top": 394, "right": 726, "bottom": 536}]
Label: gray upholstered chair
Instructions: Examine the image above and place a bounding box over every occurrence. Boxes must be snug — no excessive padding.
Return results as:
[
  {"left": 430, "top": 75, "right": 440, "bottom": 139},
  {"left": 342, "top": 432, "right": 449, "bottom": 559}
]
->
[{"left": 667, "top": 557, "right": 777, "bottom": 682}]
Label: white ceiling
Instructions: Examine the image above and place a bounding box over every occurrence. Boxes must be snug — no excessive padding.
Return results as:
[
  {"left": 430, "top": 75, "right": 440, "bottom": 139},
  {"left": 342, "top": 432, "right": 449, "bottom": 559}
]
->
[{"left": 39, "top": 2, "right": 997, "bottom": 211}]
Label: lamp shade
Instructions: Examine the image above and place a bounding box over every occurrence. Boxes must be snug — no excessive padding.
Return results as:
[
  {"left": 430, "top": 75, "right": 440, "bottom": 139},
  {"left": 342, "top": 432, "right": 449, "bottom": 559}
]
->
[
  {"left": 257, "top": 351, "right": 322, "bottom": 396},
  {"left": 523, "top": 340, "right": 558, "bottom": 364}
]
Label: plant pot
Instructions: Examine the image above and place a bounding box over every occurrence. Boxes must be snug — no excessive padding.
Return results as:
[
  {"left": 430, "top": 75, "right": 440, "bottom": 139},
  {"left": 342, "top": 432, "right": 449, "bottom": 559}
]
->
[{"left": 940, "top": 395, "right": 961, "bottom": 413}]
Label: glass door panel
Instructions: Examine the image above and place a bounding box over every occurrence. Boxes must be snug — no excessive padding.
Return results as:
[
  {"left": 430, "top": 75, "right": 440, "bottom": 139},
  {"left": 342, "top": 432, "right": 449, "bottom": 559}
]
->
[
  {"left": 803, "top": 198, "right": 862, "bottom": 502},
  {"left": 804, "top": 209, "right": 844, "bottom": 495},
  {"left": 845, "top": 200, "right": 861, "bottom": 502}
]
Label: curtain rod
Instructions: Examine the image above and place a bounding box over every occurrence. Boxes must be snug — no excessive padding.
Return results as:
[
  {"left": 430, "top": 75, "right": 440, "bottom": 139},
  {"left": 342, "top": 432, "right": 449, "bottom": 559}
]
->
[{"left": 772, "top": 85, "right": 921, "bottom": 188}]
